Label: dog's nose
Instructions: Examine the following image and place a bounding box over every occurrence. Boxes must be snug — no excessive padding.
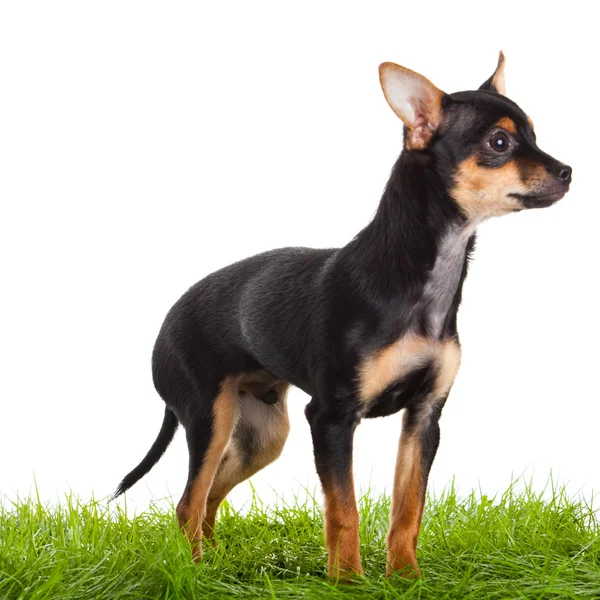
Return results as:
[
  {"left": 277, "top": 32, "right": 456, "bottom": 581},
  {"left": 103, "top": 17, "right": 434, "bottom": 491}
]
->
[{"left": 553, "top": 164, "right": 572, "bottom": 183}]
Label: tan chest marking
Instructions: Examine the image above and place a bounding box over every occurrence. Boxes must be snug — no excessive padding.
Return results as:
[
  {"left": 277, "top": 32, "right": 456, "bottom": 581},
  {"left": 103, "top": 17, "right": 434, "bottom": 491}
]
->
[{"left": 358, "top": 334, "right": 462, "bottom": 404}]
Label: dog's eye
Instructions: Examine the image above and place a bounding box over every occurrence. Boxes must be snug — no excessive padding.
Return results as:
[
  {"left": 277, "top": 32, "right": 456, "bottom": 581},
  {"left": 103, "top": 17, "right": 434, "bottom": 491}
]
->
[{"left": 489, "top": 131, "right": 510, "bottom": 153}]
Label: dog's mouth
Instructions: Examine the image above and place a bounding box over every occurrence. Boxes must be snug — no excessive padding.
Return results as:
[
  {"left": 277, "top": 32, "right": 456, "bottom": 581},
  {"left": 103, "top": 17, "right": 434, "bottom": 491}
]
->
[{"left": 510, "top": 188, "right": 568, "bottom": 209}]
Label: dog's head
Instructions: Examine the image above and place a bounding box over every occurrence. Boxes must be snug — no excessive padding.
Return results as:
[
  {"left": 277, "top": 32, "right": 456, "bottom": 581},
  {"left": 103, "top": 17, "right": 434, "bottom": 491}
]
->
[{"left": 379, "top": 53, "right": 572, "bottom": 220}]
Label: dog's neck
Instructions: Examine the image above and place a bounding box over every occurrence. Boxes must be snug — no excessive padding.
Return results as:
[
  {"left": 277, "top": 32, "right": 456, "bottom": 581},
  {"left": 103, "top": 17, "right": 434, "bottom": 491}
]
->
[
  {"left": 339, "top": 150, "right": 475, "bottom": 335},
  {"left": 421, "top": 220, "right": 475, "bottom": 337}
]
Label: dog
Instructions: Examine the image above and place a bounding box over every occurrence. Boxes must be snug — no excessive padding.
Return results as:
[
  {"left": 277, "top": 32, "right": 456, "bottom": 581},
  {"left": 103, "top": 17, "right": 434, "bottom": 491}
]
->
[{"left": 112, "top": 52, "right": 571, "bottom": 580}]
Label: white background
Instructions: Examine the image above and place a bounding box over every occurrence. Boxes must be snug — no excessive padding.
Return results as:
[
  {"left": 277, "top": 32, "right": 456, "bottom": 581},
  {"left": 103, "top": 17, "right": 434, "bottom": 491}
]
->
[{"left": 1, "top": 2, "right": 598, "bottom": 514}]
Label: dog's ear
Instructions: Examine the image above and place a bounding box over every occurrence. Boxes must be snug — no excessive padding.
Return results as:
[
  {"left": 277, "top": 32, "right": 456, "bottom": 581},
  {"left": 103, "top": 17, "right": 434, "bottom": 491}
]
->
[
  {"left": 479, "top": 51, "right": 506, "bottom": 95},
  {"left": 379, "top": 62, "right": 445, "bottom": 150}
]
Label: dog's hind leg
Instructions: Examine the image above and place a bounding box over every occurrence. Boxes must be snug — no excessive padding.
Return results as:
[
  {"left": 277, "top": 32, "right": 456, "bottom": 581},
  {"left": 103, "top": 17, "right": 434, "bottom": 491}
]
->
[
  {"left": 202, "top": 381, "right": 290, "bottom": 543},
  {"left": 176, "top": 378, "right": 238, "bottom": 560}
]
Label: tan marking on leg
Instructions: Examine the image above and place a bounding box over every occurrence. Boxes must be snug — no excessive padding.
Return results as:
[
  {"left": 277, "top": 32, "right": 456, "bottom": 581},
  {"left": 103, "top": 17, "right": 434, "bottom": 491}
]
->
[
  {"left": 386, "top": 424, "right": 423, "bottom": 578},
  {"left": 495, "top": 117, "right": 517, "bottom": 134},
  {"left": 322, "top": 476, "right": 363, "bottom": 580},
  {"left": 202, "top": 381, "right": 290, "bottom": 545},
  {"left": 386, "top": 339, "right": 459, "bottom": 579},
  {"left": 183, "top": 379, "right": 237, "bottom": 560},
  {"left": 433, "top": 338, "right": 462, "bottom": 399},
  {"left": 359, "top": 334, "right": 436, "bottom": 403},
  {"left": 202, "top": 448, "right": 241, "bottom": 546}
]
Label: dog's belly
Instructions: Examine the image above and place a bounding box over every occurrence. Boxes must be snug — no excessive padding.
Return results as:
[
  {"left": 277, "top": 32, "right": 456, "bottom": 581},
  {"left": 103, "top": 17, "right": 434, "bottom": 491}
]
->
[{"left": 358, "top": 334, "right": 462, "bottom": 418}]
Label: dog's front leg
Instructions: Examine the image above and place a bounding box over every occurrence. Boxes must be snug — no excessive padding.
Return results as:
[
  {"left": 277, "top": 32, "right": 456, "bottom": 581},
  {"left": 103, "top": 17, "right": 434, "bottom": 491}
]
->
[
  {"left": 305, "top": 398, "right": 363, "bottom": 580},
  {"left": 386, "top": 399, "right": 445, "bottom": 578}
]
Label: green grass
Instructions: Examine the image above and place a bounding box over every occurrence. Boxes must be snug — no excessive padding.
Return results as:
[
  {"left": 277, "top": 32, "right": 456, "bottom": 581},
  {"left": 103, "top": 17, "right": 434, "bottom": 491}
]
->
[{"left": 1, "top": 483, "right": 599, "bottom": 599}]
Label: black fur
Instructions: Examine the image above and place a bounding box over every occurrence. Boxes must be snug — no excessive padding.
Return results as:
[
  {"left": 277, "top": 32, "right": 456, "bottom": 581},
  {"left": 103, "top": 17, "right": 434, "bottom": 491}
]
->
[
  {"left": 111, "top": 58, "right": 571, "bottom": 574},
  {"left": 111, "top": 407, "right": 177, "bottom": 500}
]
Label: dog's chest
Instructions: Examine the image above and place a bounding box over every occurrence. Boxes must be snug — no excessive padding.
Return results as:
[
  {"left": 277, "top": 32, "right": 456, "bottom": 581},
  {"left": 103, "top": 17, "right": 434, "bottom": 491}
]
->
[
  {"left": 358, "top": 334, "right": 461, "bottom": 410},
  {"left": 357, "top": 226, "right": 470, "bottom": 412}
]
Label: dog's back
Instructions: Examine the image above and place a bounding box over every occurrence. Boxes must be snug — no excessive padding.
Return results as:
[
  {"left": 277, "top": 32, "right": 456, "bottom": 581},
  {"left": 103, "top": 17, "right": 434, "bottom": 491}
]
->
[{"left": 152, "top": 246, "right": 334, "bottom": 414}]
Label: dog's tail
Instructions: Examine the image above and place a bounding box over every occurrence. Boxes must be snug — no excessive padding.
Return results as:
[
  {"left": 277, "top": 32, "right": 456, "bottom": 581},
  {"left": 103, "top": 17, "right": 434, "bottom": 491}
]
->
[{"left": 110, "top": 406, "right": 178, "bottom": 501}]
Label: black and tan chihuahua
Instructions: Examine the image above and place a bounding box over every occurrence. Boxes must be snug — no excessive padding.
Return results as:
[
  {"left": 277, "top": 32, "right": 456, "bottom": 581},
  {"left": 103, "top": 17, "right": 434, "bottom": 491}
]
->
[{"left": 113, "top": 53, "right": 572, "bottom": 579}]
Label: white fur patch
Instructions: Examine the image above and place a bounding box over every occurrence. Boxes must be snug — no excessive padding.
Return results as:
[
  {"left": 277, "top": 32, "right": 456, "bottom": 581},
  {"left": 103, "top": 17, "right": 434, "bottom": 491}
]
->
[{"left": 422, "top": 223, "right": 475, "bottom": 338}]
